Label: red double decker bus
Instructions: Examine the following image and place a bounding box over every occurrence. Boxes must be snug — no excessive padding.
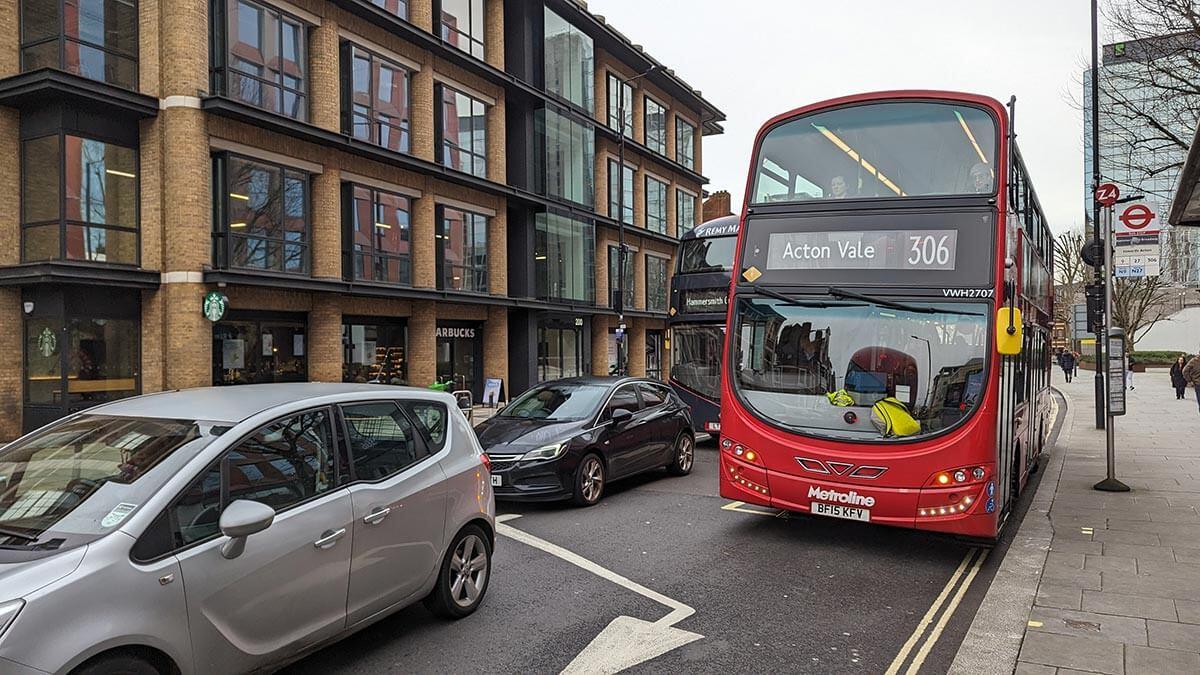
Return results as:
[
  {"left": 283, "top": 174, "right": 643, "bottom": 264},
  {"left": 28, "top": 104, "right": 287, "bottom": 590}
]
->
[{"left": 719, "top": 91, "right": 1053, "bottom": 540}]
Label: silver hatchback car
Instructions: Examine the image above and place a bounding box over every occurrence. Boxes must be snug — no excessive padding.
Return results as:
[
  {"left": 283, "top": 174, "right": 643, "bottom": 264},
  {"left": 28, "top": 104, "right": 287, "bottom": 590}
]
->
[{"left": 0, "top": 384, "right": 495, "bottom": 674}]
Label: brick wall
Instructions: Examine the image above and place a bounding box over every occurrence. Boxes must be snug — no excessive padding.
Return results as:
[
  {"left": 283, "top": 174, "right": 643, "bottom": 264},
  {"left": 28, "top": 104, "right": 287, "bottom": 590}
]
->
[
  {"left": 0, "top": 109, "right": 18, "bottom": 267},
  {"left": 0, "top": 289, "right": 21, "bottom": 441},
  {"left": 409, "top": 300, "right": 437, "bottom": 386},
  {"left": 309, "top": 295, "right": 342, "bottom": 382}
]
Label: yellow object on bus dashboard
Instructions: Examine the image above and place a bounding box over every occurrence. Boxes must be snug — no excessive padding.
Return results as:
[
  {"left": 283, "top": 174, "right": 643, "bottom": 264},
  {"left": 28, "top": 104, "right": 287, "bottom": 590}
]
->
[{"left": 996, "top": 307, "right": 1023, "bottom": 355}]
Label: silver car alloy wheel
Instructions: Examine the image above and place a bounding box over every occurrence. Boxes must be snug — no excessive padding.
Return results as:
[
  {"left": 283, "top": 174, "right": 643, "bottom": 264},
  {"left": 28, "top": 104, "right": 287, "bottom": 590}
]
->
[
  {"left": 677, "top": 435, "right": 694, "bottom": 472},
  {"left": 581, "top": 457, "right": 604, "bottom": 502},
  {"left": 449, "top": 534, "right": 488, "bottom": 608}
]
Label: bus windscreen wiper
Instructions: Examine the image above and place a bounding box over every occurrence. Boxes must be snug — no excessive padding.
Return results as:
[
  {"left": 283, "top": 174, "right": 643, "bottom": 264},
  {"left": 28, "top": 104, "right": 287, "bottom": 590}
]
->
[
  {"left": 739, "top": 284, "right": 861, "bottom": 309},
  {"left": 826, "top": 287, "right": 984, "bottom": 317}
]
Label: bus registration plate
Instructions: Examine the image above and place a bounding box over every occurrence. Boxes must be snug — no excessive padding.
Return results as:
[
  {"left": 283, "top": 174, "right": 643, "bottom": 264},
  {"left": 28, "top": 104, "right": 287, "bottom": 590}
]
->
[{"left": 811, "top": 501, "right": 870, "bottom": 522}]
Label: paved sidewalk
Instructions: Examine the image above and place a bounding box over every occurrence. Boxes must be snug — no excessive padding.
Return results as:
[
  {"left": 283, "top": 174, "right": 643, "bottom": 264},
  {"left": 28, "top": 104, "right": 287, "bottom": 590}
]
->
[{"left": 955, "top": 369, "right": 1200, "bottom": 675}]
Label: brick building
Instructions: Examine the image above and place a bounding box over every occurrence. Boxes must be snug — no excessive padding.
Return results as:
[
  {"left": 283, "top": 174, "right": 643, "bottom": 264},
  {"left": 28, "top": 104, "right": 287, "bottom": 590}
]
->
[{"left": 0, "top": 0, "right": 724, "bottom": 439}]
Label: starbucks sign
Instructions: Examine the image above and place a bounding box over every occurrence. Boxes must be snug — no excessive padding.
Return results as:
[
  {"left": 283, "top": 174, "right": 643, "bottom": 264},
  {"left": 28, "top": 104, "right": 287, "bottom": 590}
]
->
[
  {"left": 203, "top": 292, "right": 229, "bottom": 322},
  {"left": 37, "top": 327, "right": 58, "bottom": 358}
]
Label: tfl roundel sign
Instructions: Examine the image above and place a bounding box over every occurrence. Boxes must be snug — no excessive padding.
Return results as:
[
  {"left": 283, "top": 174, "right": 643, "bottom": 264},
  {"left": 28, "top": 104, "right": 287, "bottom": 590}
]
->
[
  {"left": 1095, "top": 183, "right": 1120, "bottom": 207},
  {"left": 1116, "top": 202, "right": 1160, "bottom": 235}
]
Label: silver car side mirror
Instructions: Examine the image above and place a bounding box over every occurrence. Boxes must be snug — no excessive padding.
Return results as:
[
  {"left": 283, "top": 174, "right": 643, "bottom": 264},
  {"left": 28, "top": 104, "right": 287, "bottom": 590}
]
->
[{"left": 218, "top": 500, "right": 275, "bottom": 560}]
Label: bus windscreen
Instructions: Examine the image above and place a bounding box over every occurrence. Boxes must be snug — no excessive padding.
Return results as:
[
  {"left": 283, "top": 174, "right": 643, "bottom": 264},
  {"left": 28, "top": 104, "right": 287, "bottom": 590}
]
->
[
  {"left": 751, "top": 102, "right": 997, "bottom": 203},
  {"left": 680, "top": 236, "right": 737, "bottom": 274}
]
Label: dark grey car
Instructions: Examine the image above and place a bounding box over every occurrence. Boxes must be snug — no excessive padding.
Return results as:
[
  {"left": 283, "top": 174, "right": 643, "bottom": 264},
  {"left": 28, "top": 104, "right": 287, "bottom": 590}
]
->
[{"left": 0, "top": 384, "right": 495, "bottom": 674}]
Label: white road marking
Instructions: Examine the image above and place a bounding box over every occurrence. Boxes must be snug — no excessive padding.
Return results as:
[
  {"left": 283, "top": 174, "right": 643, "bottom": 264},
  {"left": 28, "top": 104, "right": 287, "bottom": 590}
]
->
[
  {"left": 721, "top": 500, "right": 787, "bottom": 518},
  {"left": 496, "top": 514, "right": 703, "bottom": 674}
]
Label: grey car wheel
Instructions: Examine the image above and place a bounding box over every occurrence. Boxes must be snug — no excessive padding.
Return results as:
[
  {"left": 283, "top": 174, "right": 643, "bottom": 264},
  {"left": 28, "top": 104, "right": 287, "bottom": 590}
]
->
[
  {"left": 572, "top": 454, "right": 605, "bottom": 506},
  {"left": 667, "top": 432, "right": 695, "bottom": 476},
  {"left": 425, "top": 525, "right": 491, "bottom": 619}
]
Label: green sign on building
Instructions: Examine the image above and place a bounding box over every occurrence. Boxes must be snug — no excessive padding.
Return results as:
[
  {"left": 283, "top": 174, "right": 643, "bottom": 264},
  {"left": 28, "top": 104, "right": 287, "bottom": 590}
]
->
[{"left": 203, "top": 291, "right": 228, "bottom": 322}]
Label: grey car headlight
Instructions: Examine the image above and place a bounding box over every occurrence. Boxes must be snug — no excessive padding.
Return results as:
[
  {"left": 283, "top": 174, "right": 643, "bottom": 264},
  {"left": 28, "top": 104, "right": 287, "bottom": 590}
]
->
[
  {"left": 520, "top": 442, "right": 568, "bottom": 462},
  {"left": 0, "top": 599, "right": 24, "bottom": 639}
]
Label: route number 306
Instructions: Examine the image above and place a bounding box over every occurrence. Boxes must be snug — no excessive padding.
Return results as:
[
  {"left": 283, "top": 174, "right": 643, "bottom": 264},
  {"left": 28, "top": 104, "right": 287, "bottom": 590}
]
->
[{"left": 907, "top": 235, "right": 952, "bottom": 267}]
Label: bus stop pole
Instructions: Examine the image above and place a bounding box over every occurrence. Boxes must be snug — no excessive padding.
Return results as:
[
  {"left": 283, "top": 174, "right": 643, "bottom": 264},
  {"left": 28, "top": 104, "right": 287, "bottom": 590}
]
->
[
  {"left": 1095, "top": 205, "right": 1130, "bottom": 492},
  {"left": 1089, "top": 0, "right": 1107, "bottom": 431}
]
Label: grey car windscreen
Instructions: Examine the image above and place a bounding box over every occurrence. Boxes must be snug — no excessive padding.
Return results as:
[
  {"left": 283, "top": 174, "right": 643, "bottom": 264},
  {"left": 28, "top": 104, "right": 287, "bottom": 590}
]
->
[{"left": 0, "top": 414, "right": 218, "bottom": 555}]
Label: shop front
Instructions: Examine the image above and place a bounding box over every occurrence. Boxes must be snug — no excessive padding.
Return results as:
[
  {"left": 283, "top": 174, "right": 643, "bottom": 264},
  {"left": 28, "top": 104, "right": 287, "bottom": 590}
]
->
[
  {"left": 212, "top": 311, "right": 308, "bottom": 386},
  {"left": 537, "top": 316, "right": 587, "bottom": 382},
  {"left": 343, "top": 318, "right": 408, "bottom": 385},
  {"left": 21, "top": 286, "right": 141, "bottom": 433},
  {"left": 436, "top": 321, "right": 483, "bottom": 399}
]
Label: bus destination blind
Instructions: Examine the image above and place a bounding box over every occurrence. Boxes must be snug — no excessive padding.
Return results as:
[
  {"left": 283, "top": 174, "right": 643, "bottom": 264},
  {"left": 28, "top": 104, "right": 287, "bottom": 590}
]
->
[{"left": 765, "top": 229, "right": 958, "bottom": 271}]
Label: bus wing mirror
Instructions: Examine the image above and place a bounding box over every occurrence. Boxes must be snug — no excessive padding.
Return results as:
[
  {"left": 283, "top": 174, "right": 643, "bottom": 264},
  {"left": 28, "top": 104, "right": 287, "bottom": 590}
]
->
[{"left": 996, "top": 307, "right": 1023, "bottom": 356}]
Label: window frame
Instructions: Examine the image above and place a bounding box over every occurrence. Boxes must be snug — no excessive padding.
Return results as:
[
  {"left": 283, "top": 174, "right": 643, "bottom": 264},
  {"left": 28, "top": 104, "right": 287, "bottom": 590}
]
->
[
  {"left": 435, "top": 82, "right": 489, "bottom": 179},
  {"left": 343, "top": 183, "right": 413, "bottom": 286},
  {"left": 606, "top": 72, "right": 634, "bottom": 138},
  {"left": 20, "top": 132, "right": 141, "bottom": 266},
  {"left": 534, "top": 211, "right": 596, "bottom": 304},
  {"left": 675, "top": 117, "right": 696, "bottom": 170},
  {"left": 336, "top": 400, "right": 433, "bottom": 484},
  {"left": 607, "top": 244, "right": 635, "bottom": 310},
  {"left": 602, "top": 383, "right": 643, "bottom": 421},
  {"left": 342, "top": 41, "right": 412, "bottom": 154},
  {"left": 607, "top": 158, "right": 635, "bottom": 225},
  {"left": 212, "top": 0, "right": 309, "bottom": 121},
  {"left": 131, "top": 404, "right": 343, "bottom": 563},
  {"left": 439, "top": 0, "right": 486, "bottom": 61},
  {"left": 644, "top": 254, "right": 670, "bottom": 313},
  {"left": 212, "top": 151, "right": 313, "bottom": 276},
  {"left": 675, "top": 187, "right": 697, "bottom": 233},
  {"left": 436, "top": 205, "right": 489, "bottom": 293},
  {"left": 645, "top": 175, "right": 668, "bottom": 234},
  {"left": 369, "top": 0, "right": 409, "bottom": 20},
  {"left": 636, "top": 381, "right": 668, "bottom": 409},
  {"left": 19, "top": 0, "right": 140, "bottom": 90},
  {"left": 644, "top": 96, "right": 667, "bottom": 156}
]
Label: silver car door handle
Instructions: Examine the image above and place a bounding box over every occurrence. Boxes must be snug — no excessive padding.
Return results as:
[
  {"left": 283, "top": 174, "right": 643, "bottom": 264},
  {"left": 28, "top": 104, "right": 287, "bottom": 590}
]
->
[
  {"left": 362, "top": 507, "right": 392, "bottom": 525},
  {"left": 313, "top": 528, "right": 347, "bottom": 549}
]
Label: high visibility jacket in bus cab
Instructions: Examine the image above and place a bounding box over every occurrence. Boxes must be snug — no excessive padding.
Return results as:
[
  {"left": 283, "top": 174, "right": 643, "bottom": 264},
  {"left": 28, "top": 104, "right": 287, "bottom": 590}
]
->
[{"left": 871, "top": 397, "right": 921, "bottom": 437}]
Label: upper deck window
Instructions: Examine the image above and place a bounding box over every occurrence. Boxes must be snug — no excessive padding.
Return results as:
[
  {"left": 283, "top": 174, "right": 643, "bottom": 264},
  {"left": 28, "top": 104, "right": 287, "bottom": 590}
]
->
[{"left": 751, "top": 102, "right": 997, "bottom": 204}]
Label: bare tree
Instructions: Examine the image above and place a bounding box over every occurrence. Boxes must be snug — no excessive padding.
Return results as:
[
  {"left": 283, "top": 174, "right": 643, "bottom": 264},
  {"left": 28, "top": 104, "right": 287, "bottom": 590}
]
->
[
  {"left": 1110, "top": 275, "right": 1175, "bottom": 347},
  {"left": 1053, "top": 228, "right": 1088, "bottom": 327}
]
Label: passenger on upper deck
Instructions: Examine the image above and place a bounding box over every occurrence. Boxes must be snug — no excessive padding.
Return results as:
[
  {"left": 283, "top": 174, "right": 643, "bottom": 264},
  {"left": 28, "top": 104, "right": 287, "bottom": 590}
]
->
[
  {"left": 830, "top": 175, "right": 852, "bottom": 199},
  {"left": 970, "top": 163, "right": 993, "bottom": 194}
]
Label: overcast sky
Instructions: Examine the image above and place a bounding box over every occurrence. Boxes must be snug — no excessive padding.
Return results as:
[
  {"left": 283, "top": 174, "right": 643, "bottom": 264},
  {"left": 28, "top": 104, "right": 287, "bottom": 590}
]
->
[{"left": 587, "top": 0, "right": 1095, "bottom": 232}]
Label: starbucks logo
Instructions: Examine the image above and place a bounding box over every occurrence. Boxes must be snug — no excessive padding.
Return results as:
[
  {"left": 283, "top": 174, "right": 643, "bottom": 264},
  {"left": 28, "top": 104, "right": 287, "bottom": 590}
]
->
[
  {"left": 38, "top": 327, "right": 57, "bottom": 358},
  {"left": 203, "top": 292, "right": 229, "bottom": 322}
]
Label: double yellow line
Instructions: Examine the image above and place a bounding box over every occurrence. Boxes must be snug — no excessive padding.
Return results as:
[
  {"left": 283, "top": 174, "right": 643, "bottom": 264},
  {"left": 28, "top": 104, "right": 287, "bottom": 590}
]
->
[{"left": 886, "top": 547, "right": 989, "bottom": 675}]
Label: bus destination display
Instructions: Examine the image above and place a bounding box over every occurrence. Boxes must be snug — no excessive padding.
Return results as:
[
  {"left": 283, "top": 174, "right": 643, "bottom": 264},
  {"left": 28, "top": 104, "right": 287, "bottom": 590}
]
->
[{"left": 765, "top": 229, "right": 958, "bottom": 271}]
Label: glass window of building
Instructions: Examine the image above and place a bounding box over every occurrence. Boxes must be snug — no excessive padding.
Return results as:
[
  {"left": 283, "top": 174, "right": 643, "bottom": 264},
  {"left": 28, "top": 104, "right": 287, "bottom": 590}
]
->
[
  {"left": 544, "top": 7, "right": 593, "bottom": 110},
  {"left": 607, "top": 159, "right": 634, "bottom": 225},
  {"left": 370, "top": 0, "right": 407, "bottom": 20},
  {"left": 21, "top": 134, "right": 139, "bottom": 265},
  {"left": 438, "top": 207, "right": 488, "bottom": 292},
  {"left": 645, "top": 255, "right": 669, "bottom": 312},
  {"left": 216, "top": 0, "right": 307, "bottom": 120},
  {"left": 607, "top": 245, "right": 634, "bottom": 309},
  {"left": 676, "top": 118, "right": 696, "bottom": 170},
  {"left": 535, "top": 212, "right": 595, "bottom": 304},
  {"left": 644, "top": 97, "right": 667, "bottom": 155},
  {"left": 537, "top": 108, "right": 595, "bottom": 206},
  {"left": 645, "top": 176, "right": 668, "bottom": 234},
  {"left": 25, "top": 317, "right": 138, "bottom": 406},
  {"left": 217, "top": 154, "right": 310, "bottom": 275},
  {"left": 645, "top": 331, "right": 663, "bottom": 379},
  {"left": 346, "top": 44, "right": 410, "bottom": 154},
  {"left": 438, "top": 84, "right": 488, "bottom": 178},
  {"left": 675, "top": 188, "right": 697, "bottom": 232},
  {"left": 538, "top": 319, "right": 586, "bottom": 382},
  {"left": 348, "top": 185, "right": 411, "bottom": 285},
  {"left": 440, "top": 0, "right": 484, "bottom": 60},
  {"left": 343, "top": 320, "right": 407, "bottom": 385},
  {"left": 213, "top": 313, "right": 308, "bottom": 385},
  {"left": 20, "top": 0, "right": 138, "bottom": 90},
  {"left": 606, "top": 73, "right": 633, "bottom": 138}
]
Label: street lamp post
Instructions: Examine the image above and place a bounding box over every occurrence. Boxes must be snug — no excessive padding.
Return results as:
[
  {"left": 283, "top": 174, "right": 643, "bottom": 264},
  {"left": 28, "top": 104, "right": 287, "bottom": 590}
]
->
[
  {"left": 614, "top": 65, "right": 658, "bottom": 376},
  {"left": 1090, "top": 0, "right": 1107, "bottom": 430}
]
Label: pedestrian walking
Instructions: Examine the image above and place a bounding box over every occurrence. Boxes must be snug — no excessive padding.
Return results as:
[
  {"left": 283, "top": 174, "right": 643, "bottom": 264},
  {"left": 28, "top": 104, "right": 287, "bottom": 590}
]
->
[
  {"left": 1171, "top": 355, "right": 1189, "bottom": 400},
  {"left": 1072, "top": 350, "right": 1081, "bottom": 378},
  {"left": 1059, "top": 349, "right": 1076, "bottom": 383},
  {"left": 1126, "top": 355, "right": 1135, "bottom": 390},
  {"left": 1184, "top": 353, "right": 1200, "bottom": 413}
]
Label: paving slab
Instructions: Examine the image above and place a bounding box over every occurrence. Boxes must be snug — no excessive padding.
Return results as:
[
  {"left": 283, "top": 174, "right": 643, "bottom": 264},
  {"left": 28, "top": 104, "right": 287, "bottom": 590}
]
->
[{"left": 953, "top": 372, "right": 1200, "bottom": 674}]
